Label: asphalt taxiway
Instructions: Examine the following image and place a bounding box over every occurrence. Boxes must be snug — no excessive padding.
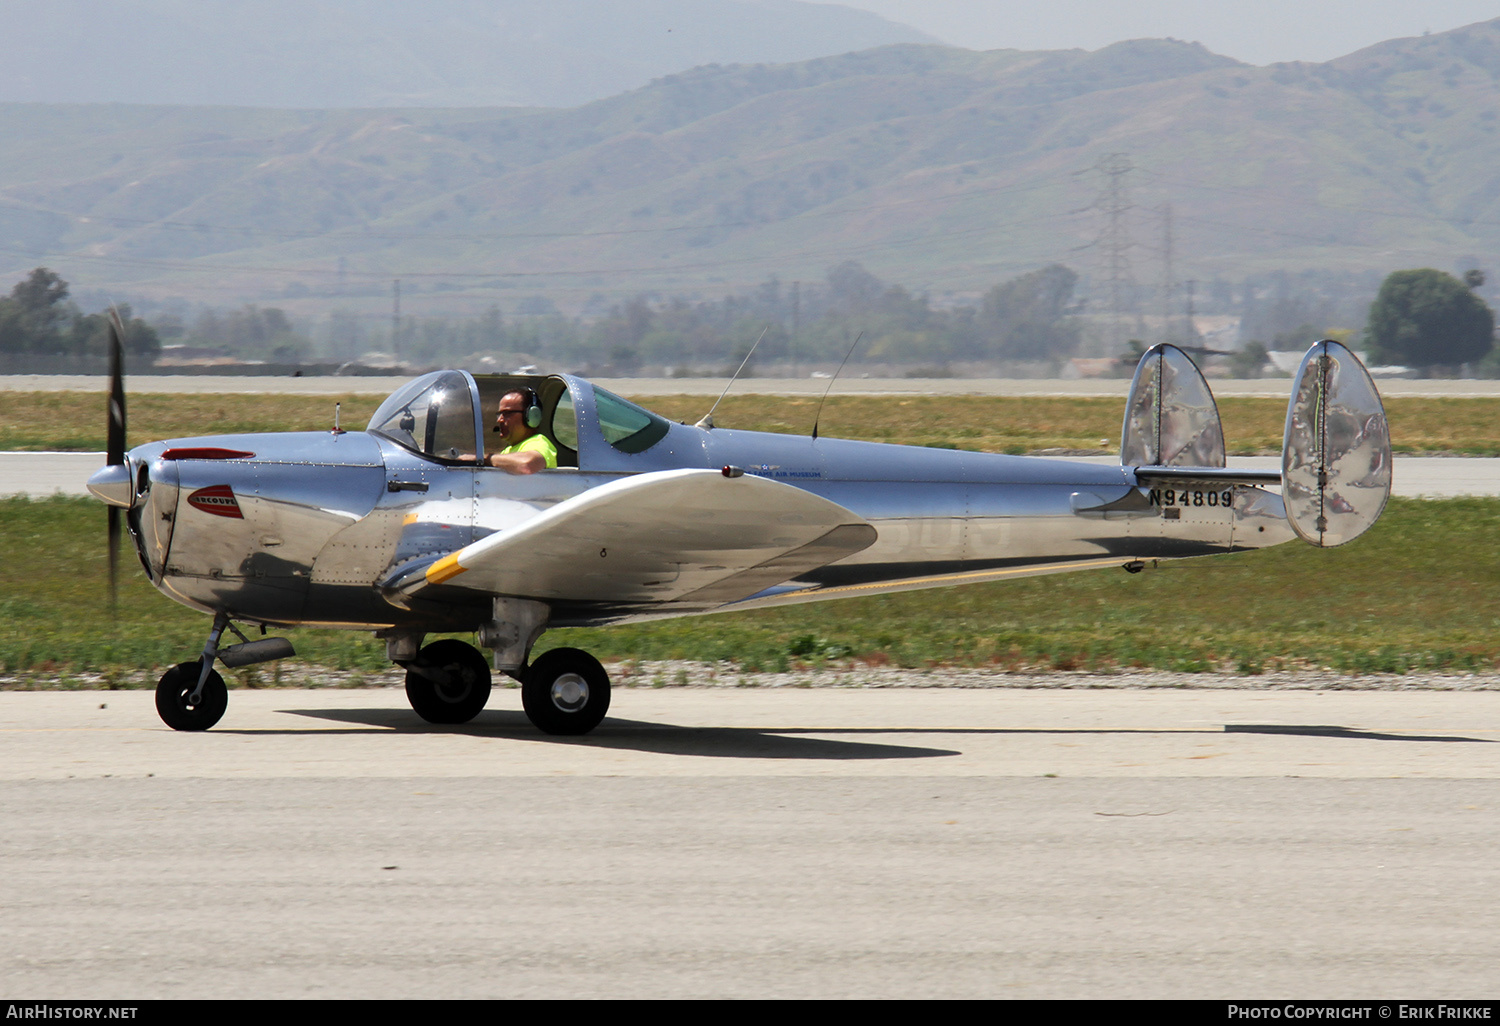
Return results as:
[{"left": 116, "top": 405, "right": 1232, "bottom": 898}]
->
[{"left": 3, "top": 686, "right": 1498, "bottom": 998}]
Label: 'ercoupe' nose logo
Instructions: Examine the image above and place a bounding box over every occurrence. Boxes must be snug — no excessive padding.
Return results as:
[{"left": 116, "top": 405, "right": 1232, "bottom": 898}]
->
[{"left": 187, "top": 484, "right": 244, "bottom": 519}]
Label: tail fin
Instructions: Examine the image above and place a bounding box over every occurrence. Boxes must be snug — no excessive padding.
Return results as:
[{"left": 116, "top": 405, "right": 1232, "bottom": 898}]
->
[
  {"left": 1122, "top": 340, "right": 1391, "bottom": 550},
  {"left": 1121, "top": 343, "right": 1225, "bottom": 467},
  {"left": 1282, "top": 340, "right": 1391, "bottom": 547}
]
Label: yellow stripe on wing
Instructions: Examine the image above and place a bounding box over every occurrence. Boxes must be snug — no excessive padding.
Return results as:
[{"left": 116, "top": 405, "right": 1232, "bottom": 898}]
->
[{"left": 425, "top": 552, "right": 467, "bottom": 584}]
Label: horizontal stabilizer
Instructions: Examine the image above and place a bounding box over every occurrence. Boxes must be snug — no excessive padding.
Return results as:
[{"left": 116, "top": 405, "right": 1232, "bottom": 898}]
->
[
  {"left": 388, "top": 468, "right": 876, "bottom": 609},
  {"left": 1134, "top": 466, "right": 1281, "bottom": 486},
  {"left": 1282, "top": 340, "right": 1391, "bottom": 547}
]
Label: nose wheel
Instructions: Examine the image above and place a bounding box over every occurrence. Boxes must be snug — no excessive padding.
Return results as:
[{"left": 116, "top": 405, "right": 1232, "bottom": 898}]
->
[
  {"left": 522, "top": 647, "right": 611, "bottom": 735},
  {"left": 155, "top": 661, "right": 228, "bottom": 731}
]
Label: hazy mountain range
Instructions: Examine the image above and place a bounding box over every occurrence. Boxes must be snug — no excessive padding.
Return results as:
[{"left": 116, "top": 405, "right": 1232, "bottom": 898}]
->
[
  {"left": 0, "top": 0, "right": 934, "bottom": 108},
  {"left": 1, "top": 15, "right": 1498, "bottom": 316}
]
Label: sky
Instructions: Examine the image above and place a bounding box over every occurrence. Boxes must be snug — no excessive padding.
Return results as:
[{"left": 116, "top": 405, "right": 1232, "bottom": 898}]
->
[{"left": 834, "top": 0, "right": 1500, "bottom": 66}]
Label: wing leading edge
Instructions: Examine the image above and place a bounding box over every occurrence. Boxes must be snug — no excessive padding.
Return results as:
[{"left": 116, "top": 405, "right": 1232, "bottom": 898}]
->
[{"left": 386, "top": 468, "right": 876, "bottom": 612}]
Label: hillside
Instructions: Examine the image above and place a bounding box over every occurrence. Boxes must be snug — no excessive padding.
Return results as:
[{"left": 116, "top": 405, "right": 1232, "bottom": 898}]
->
[
  {"left": 1, "top": 20, "right": 1499, "bottom": 316},
  {"left": 0, "top": 0, "right": 934, "bottom": 109}
]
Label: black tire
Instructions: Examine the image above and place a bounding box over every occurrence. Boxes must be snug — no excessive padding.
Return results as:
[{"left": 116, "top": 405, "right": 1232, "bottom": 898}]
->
[
  {"left": 522, "top": 648, "right": 610, "bottom": 736},
  {"left": 155, "top": 661, "right": 228, "bottom": 731},
  {"left": 405, "top": 639, "right": 492, "bottom": 724}
]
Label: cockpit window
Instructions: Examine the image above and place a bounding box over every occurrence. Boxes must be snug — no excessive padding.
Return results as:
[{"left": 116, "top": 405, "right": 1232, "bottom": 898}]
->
[
  {"left": 368, "top": 371, "right": 477, "bottom": 460},
  {"left": 552, "top": 388, "right": 579, "bottom": 452},
  {"left": 592, "top": 386, "right": 669, "bottom": 454}
]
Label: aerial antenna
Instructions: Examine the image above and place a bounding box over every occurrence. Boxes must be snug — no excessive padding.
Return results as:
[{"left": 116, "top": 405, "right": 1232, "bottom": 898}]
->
[
  {"left": 696, "top": 325, "right": 769, "bottom": 430},
  {"left": 811, "top": 330, "right": 862, "bottom": 441}
]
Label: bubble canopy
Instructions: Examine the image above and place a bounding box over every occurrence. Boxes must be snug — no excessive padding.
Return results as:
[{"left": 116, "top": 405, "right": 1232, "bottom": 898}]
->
[{"left": 367, "top": 370, "right": 478, "bottom": 460}]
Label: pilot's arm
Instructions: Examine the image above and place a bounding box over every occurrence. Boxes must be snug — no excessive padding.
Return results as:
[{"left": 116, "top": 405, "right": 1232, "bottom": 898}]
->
[
  {"left": 487, "top": 449, "right": 546, "bottom": 474},
  {"left": 487, "top": 434, "right": 557, "bottom": 474}
]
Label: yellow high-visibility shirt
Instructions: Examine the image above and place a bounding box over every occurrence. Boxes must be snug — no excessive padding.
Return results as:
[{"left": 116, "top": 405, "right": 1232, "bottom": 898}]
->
[{"left": 499, "top": 433, "right": 557, "bottom": 468}]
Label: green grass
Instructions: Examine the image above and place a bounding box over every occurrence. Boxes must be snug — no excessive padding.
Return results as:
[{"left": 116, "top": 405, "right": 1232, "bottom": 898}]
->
[
  {"left": 3, "top": 495, "right": 1498, "bottom": 687},
  {"left": 0, "top": 393, "right": 385, "bottom": 451},
  {"left": 8, "top": 391, "right": 1500, "bottom": 455}
]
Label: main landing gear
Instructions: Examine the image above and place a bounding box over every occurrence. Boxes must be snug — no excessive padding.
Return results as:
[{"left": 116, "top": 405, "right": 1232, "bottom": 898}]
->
[
  {"left": 391, "top": 635, "right": 612, "bottom": 736},
  {"left": 521, "top": 647, "right": 611, "bottom": 736},
  {"left": 404, "top": 639, "right": 492, "bottom": 724}
]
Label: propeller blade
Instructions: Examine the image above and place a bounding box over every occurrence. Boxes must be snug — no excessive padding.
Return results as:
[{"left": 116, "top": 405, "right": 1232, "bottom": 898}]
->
[
  {"left": 106, "top": 309, "right": 127, "bottom": 609},
  {"left": 108, "top": 505, "right": 120, "bottom": 609},
  {"left": 107, "top": 309, "right": 127, "bottom": 466}
]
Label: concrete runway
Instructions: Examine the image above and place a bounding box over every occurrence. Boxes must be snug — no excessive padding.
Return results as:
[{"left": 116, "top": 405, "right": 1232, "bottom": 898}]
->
[
  {"left": 2, "top": 686, "right": 1498, "bottom": 998},
  {"left": 9, "top": 450, "right": 1500, "bottom": 499}
]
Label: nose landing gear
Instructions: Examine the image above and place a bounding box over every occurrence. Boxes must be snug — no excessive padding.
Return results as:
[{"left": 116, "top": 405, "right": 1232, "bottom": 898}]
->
[
  {"left": 154, "top": 613, "right": 233, "bottom": 731},
  {"left": 155, "top": 660, "right": 229, "bottom": 731},
  {"left": 153, "top": 612, "right": 296, "bottom": 730}
]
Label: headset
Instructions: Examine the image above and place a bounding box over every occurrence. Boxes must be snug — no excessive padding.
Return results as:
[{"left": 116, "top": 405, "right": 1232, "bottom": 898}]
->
[{"left": 494, "top": 386, "right": 543, "bottom": 431}]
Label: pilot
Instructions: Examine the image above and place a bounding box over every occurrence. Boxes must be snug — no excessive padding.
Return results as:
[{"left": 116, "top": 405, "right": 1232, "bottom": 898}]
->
[{"left": 485, "top": 388, "right": 557, "bottom": 474}]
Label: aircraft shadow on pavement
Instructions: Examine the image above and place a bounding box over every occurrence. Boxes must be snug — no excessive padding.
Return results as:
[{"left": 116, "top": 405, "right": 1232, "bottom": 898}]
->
[
  {"left": 276, "top": 707, "right": 960, "bottom": 760},
  {"left": 266, "top": 709, "right": 1490, "bottom": 755},
  {"left": 1225, "top": 724, "right": 1494, "bottom": 744}
]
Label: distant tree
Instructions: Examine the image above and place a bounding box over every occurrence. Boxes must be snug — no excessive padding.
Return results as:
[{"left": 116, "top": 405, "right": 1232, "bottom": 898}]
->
[
  {"left": 0, "top": 268, "right": 158, "bottom": 360},
  {"left": 1228, "top": 340, "right": 1269, "bottom": 378},
  {"left": 977, "top": 264, "right": 1081, "bottom": 360},
  {"left": 10, "top": 267, "right": 69, "bottom": 316},
  {"left": 825, "top": 261, "right": 885, "bottom": 314},
  {"left": 1365, "top": 268, "right": 1494, "bottom": 369},
  {"left": 187, "top": 304, "right": 303, "bottom": 361},
  {"left": 67, "top": 304, "right": 161, "bottom": 360},
  {"left": 0, "top": 267, "right": 71, "bottom": 352}
]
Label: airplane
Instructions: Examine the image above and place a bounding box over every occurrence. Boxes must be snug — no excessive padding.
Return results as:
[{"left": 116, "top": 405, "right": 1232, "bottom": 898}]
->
[{"left": 86, "top": 332, "right": 1391, "bottom": 736}]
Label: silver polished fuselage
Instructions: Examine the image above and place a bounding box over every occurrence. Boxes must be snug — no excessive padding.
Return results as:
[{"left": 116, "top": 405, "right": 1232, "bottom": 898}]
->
[{"left": 118, "top": 372, "right": 1293, "bottom": 632}]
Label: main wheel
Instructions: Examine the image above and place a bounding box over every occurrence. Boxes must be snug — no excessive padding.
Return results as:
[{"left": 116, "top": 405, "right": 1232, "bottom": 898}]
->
[
  {"left": 522, "top": 648, "right": 610, "bottom": 736},
  {"left": 405, "top": 639, "right": 491, "bottom": 724},
  {"left": 155, "top": 661, "right": 228, "bottom": 731}
]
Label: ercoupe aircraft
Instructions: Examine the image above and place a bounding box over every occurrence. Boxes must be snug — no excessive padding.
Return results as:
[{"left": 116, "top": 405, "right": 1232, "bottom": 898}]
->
[{"left": 87, "top": 334, "right": 1390, "bottom": 735}]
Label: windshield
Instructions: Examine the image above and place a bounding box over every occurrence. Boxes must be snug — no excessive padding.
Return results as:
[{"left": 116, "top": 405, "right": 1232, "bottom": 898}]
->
[
  {"left": 368, "top": 371, "right": 477, "bottom": 459},
  {"left": 592, "top": 385, "right": 669, "bottom": 454}
]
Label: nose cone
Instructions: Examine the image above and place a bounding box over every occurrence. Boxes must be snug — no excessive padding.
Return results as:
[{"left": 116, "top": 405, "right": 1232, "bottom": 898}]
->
[{"left": 87, "top": 462, "right": 133, "bottom": 508}]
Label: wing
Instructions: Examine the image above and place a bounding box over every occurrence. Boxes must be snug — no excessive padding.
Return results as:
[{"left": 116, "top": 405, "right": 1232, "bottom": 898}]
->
[{"left": 384, "top": 468, "right": 876, "bottom": 612}]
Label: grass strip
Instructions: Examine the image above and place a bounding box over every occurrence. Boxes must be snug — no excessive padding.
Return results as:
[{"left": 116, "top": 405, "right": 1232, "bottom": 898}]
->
[{"left": 6, "top": 392, "right": 1500, "bottom": 455}]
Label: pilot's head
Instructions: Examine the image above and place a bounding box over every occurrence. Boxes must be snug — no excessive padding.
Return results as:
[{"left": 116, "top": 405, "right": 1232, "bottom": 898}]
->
[{"left": 494, "top": 390, "right": 535, "bottom": 444}]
